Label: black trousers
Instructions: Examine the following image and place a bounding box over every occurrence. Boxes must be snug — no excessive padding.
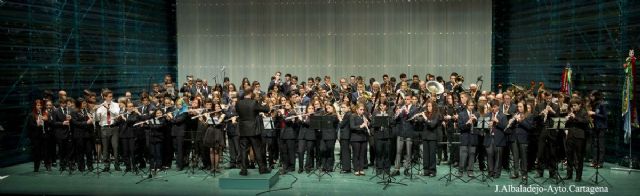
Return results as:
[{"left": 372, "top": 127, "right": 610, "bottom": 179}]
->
[
  {"left": 375, "top": 138, "right": 391, "bottom": 171},
  {"left": 485, "top": 143, "right": 503, "bottom": 177},
  {"left": 56, "top": 137, "right": 73, "bottom": 168},
  {"left": 368, "top": 135, "right": 376, "bottom": 166},
  {"left": 74, "top": 137, "right": 94, "bottom": 170},
  {"left": 536, "top": 136, "right": 558, "bottom": 176},
  {"left": 120, "top": 137, "right": 136, "bottom": 169},
  {"left": 351, "top": 141, "right": 367, "bottom": 171},
  {"left": 227, "top": 135, "right": 240, "bottom": 167},
  {"left": 195, "top": 140, "right": 210, "bottom": 168},
  {"left": 339, "top": 139, "right": 352, "bottom": 171},
  {"left": 30, "top": 137, "right": 49, "bottom": 171},
  {"left": 134, "top": 132, "right": 148, "bottom": 168},
  {"left": 510, "top": 142, "right": 528, "bottom": 177},
  {"left": 240, "top": 136, "right": 266, "bottom": 171},
  {"left": 438, "top": 135, "right": 448, "bottom": 162},
  {"left": 297, "top": 140, "right": 314, "bottom": 170},
  {"left": 279, "top": 139, "right": 296, "bottom": 171},
  {"left": 459, "top": 145, "right": 476, "bottom": 172},
  {"left": 527, "top": 135, "right": 539, "bottom": 171},
  {"left": 319, "top": 139, "right": 336, "bottom": 170},
  {"left": 264, "top": 135, "right": 279, "bottom": 166},
  {"left": 150, "top": 142, "right": 163, "bottom": 169},
  {"left": 172, "top": 136, "right": 184, "bottom": 168},
  {"left": 566, "top": 137, "right": 585, "bottom": 178},
  {"left": 477, "top": 135, "right": 486, "bottom": 170},
  {"left": 591, "top": 129, "right": 605, "bottom": 164},
  {"left": 422, "top": 140, "right": 437, "bottom": 173}
]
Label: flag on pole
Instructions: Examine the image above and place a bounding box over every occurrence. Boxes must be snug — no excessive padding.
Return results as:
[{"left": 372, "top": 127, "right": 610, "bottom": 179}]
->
[
  {"left": 622, "top": 52, "right": 636, "bottom": 144},
  {"left": 560, "top": 63, "right": 572, "bottom": 96}
]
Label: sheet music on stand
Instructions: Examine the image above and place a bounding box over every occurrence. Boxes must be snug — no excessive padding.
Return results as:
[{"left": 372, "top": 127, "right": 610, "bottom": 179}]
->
[
  {"left": 262, "top": 117, "right": 274, "bottom": 130},
  {"left": 550, "top": 117, "right": 567, "bottom": 130},
  {"left": 475, "top": 116, "right": 491, "bottom": 135},
  {"left": 372, "top": 116, "right": 390, "bottom": 128}
]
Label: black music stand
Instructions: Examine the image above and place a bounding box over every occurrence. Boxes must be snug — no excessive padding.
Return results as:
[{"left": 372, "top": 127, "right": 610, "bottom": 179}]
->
[
  {"left": 437, "top": 130, "right": 464, "bottom": 186},
  {"left": 472, "top": 116, "right": 491, "bottom": 187},
  {"left": 307, "top": 115, "right": 333, "bottom": 181},
  {"left": 370, "top": 116, "right": 407, "bottom": 190},
  {"left": 541, "top": 117, "right": 566, "bottom": 186}
]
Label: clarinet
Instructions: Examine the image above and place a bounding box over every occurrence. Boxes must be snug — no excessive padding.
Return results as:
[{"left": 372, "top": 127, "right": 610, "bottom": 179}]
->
[{"left": 38, "top": 111, "right": 45, "bottom": 134}]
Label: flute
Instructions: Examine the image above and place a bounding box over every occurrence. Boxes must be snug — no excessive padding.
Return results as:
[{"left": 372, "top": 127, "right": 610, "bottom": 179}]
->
[{"left": 191, "top": 110, "right": 222, "bottom": 119}]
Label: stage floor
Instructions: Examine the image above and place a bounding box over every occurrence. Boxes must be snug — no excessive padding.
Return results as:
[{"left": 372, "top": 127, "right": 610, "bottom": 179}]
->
[{"left": 0, "top": 162, "right": 637, "bottom": 195}]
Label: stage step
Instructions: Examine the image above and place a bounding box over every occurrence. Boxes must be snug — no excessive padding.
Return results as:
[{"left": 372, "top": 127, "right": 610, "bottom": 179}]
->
[{"left": 218, "top": 169, "right": 279, "bottom": 190}]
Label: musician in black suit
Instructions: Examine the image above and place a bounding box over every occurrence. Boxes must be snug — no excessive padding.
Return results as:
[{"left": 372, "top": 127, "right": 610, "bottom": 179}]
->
[
  {"left": 392, "top": 95, "right": 420, "bottom": 176},
  {"left": 52, "top": 98, "right": 73, "bottom": 171},
  {"left": 338, "top": 103, "right": 353, "bottom": 173},
  {"left": 225, "top": 93, "right": 241, "bottom": 169},
  {"left": 297, "top": 105, "right": 317, "bottom": 173},
  {"left": 533, "top": 92, "right": 560, "bottom": 178},
  {"left": 372, "top": 102, "right": 393, "bottom": 175},
  {"left": 143, "top": 109, "right": 167, "bottom": 172},
  {"left": 564, "top": 98, "right": 589, "bottom": 182},
  {"left": 319, "top": 105, "right": 339, "bottom": 172},
  {"left": 135, "top": 96, "right": 153, "bottom": 169},
  {"left": 509, "top": 102, "right": 534, "bottom": 180},
  {"left": 278, "top": 101, "right": 299, "bottom": 173},
  {"left": 70, "top": 98, "right": 95, "bottom": 172},
  {"left": 117, "top": 102, "right": 140, "bottom": 172},
  {"left": 484, "top": 100, "right": 508, "bottom": 178},
  {"left": 456, "top": 100, "right": 479, "bottom": 177},
  {"left": 350, "top": 104, "right": 370, "bottom": 176},
  {"left": 27, "top": 100, "right": 52, "bottom": 172},
  {"left": 236, "top": 87, "right": 270, "bottom": 175},
  {"left": 167, "top": 98, "right": 189, "bottom": 171},
  {"left": 415, "top": 101, "right": 442, "bottom": 177}
]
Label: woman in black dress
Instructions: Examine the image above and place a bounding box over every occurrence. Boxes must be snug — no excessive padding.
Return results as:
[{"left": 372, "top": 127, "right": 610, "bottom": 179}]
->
[{"left": 203, "top": 102, "right": 226, "bottom": 172}]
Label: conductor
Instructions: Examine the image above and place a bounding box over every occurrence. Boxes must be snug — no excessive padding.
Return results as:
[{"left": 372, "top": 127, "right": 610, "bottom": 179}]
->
[{"left": 236, "top": 87, "right": 271, "bottom": 176}]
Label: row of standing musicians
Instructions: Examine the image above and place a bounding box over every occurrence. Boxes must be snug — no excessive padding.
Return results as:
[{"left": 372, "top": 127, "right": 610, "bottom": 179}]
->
[{"left": 26, "top": 89, "right": 605, "bottom": 183}]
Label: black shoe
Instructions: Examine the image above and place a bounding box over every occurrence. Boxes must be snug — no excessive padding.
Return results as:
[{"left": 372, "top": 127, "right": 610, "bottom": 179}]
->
[
  {"left": 298, "top": 169, "right": 304, "bottom": 174},
  {"left": 115, "top": 166, "right": 122, "bottom": 171},
  {"left": 575, "top": 177, "right": 582, "bottom": 182},
  {"left": 403, "top": 169, "right": 410, "bottom": 176},
  {"left": 563, "top": 175, "right": 572, "bottom": 180},
  {"left": 341, "top": 170, "right": 351, "bottom": 174},
  {"left": 390, "top": 170, "right": 400, "bottom": 176},
  {"left": 467, "top": 171, "right": 475, "bottom": 177},
  {"left": 239, "top": 170, "right": 248, "bottom": 176},
  {"left": 102, "top": 167, "right": 110, "bottom": 172},
  {"left": 510, "top": 175, "right": 519, "bottom": 179},
  {"left": 429, "top": 172, "right": 436, "bottom": 177}
]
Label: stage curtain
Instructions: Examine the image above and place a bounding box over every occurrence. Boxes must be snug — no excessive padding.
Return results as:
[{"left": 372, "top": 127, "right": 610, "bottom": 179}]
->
[{"left": 177, "top": 0, "right": 491, "bottom": 88}]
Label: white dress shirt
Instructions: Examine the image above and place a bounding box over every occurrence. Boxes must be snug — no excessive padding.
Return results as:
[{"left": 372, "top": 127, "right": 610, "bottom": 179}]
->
[{"left": 95, "top": 101, "right": 120, "bottom": 126}]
